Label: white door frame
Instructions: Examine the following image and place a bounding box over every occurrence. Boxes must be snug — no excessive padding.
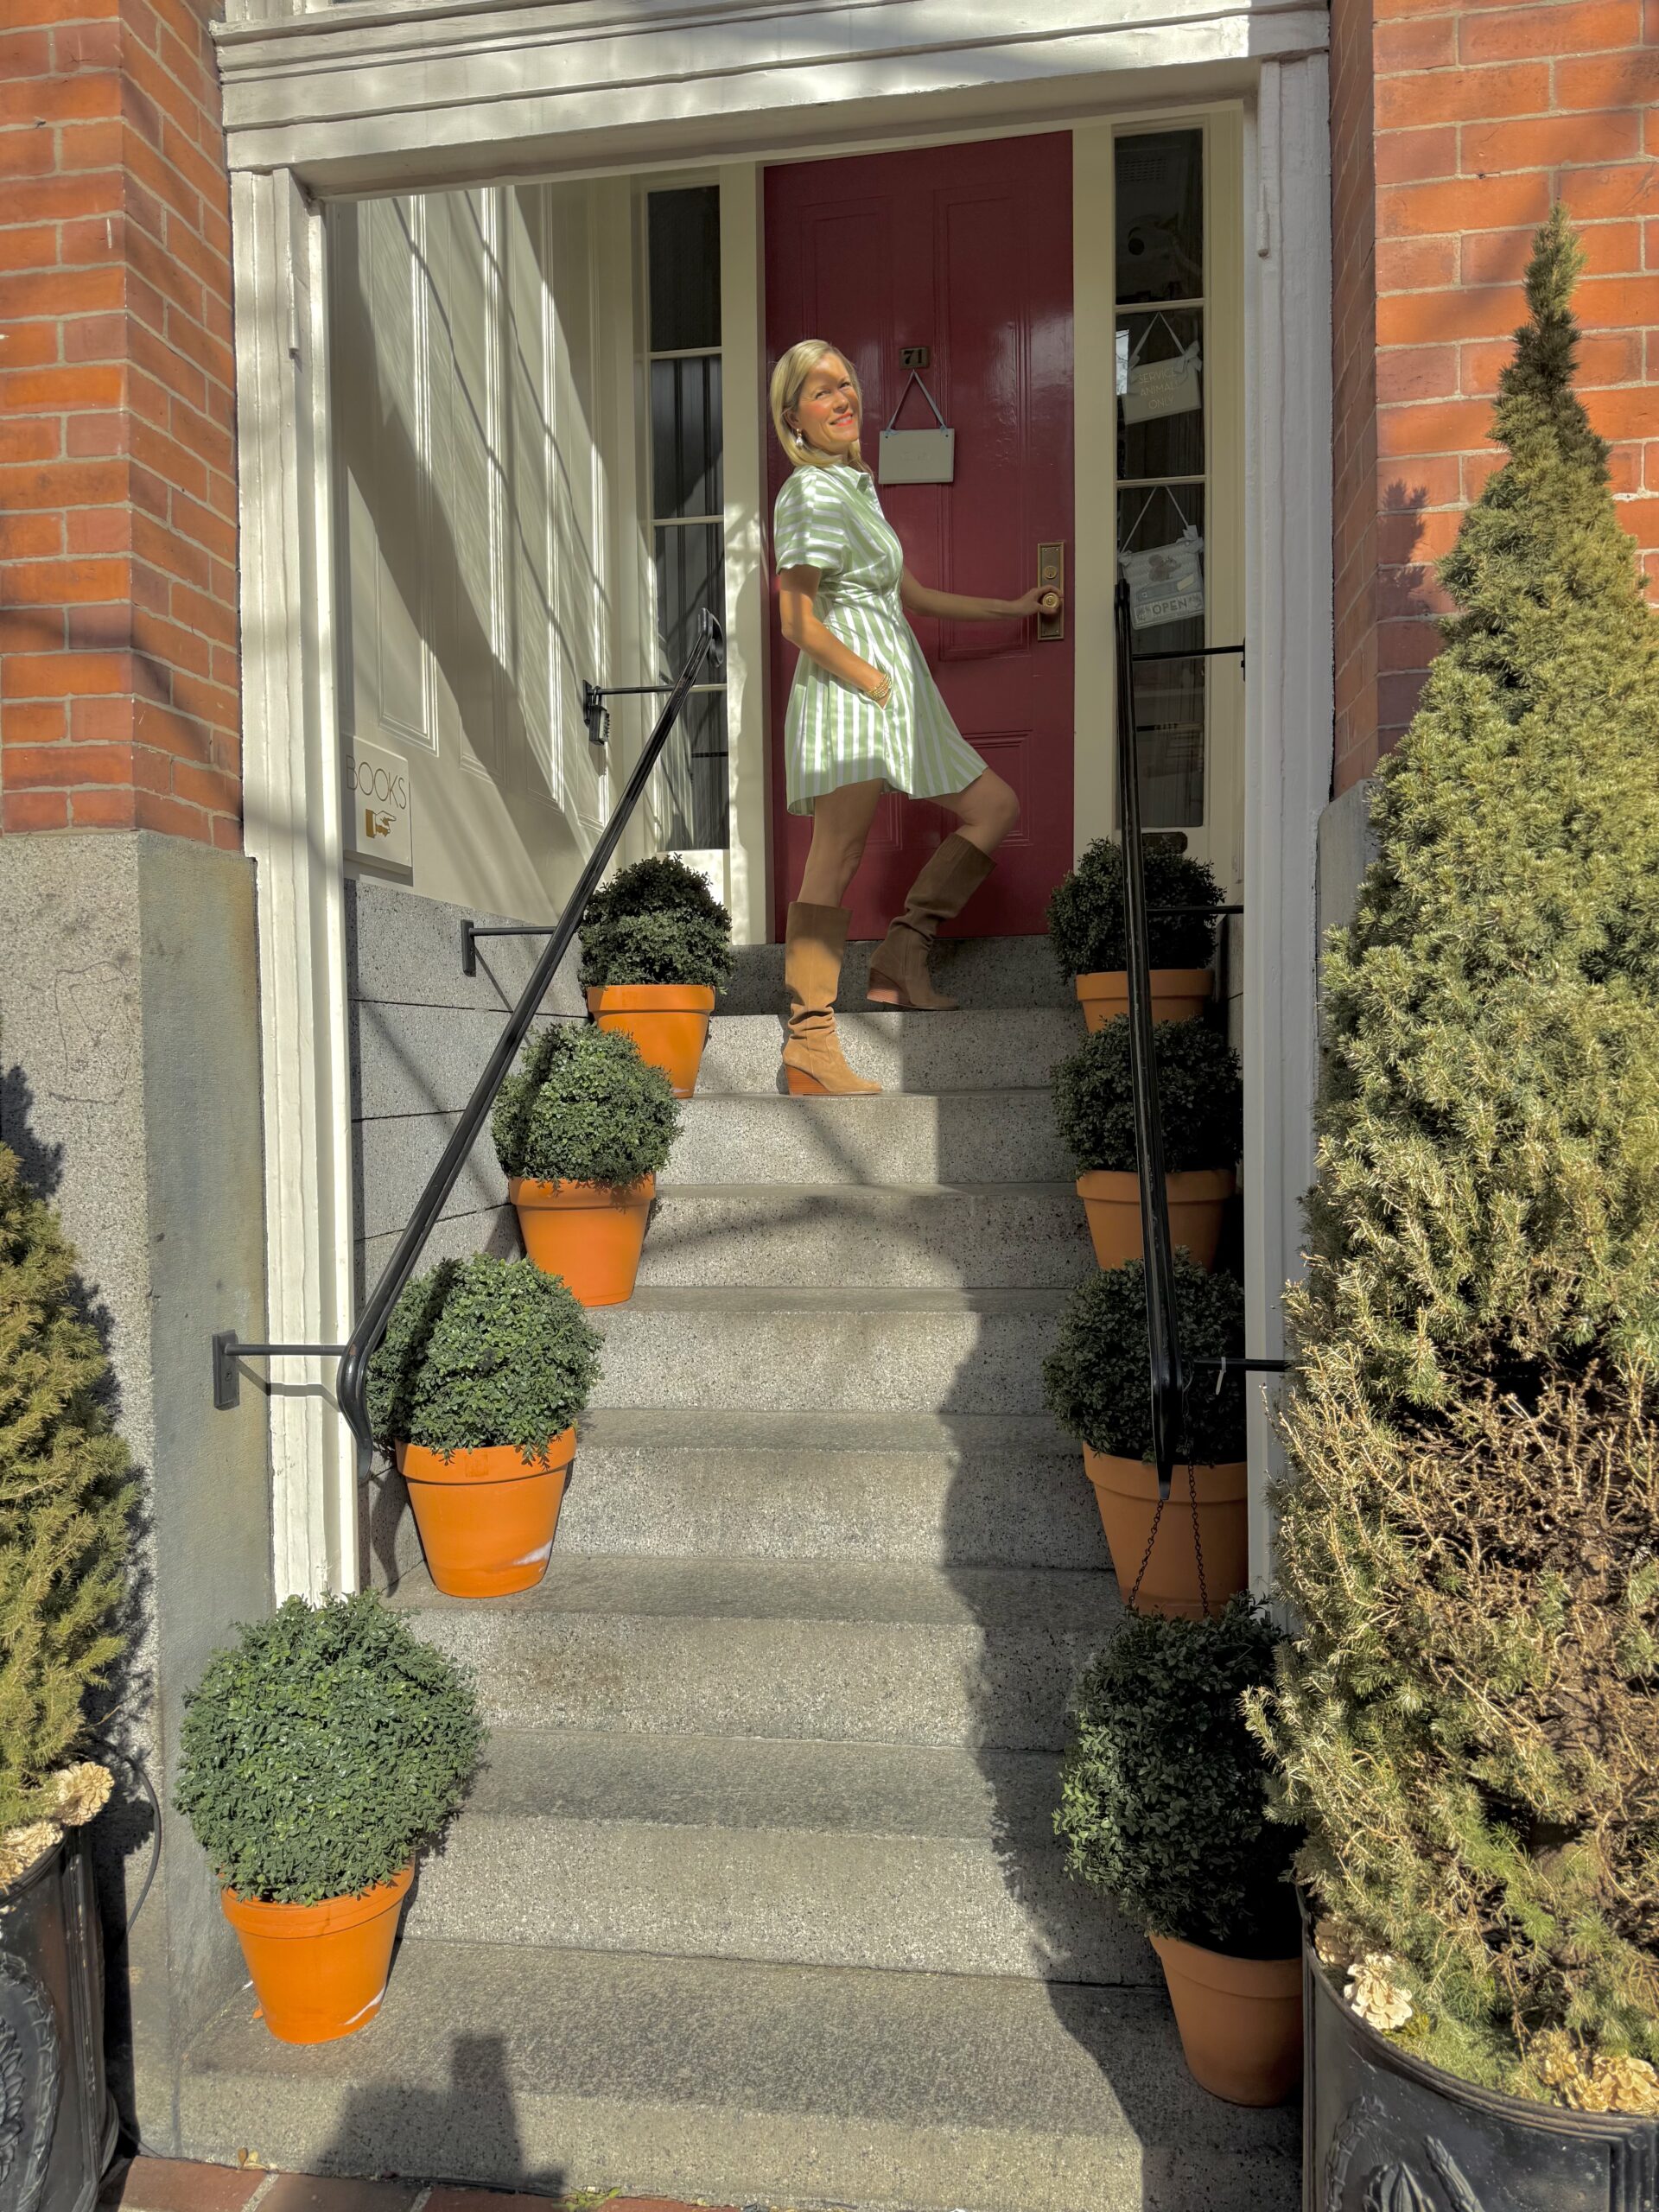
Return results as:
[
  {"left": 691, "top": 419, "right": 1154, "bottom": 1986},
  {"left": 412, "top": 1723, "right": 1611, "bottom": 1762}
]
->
[{"left": 224, "top": 21, "right": 1332, "bottom": 1599}]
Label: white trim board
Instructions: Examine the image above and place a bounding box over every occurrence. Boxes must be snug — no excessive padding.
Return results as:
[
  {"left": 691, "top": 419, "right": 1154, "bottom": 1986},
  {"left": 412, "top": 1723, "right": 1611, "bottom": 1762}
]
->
[
  {"left": 233, "top": 168, "right": 359, "bottom": 1600},
  {"left": 1242, "top": 54, "right": 1332, "bottom": 1589},
  {"left": 213, "top": 0, "right": 1326, "bottom": 192}
]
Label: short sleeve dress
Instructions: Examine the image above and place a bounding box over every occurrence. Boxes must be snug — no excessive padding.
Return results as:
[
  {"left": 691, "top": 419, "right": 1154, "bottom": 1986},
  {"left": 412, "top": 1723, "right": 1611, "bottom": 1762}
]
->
[{"left": 772, "top": 461, "right": 988, "bottom": 816}]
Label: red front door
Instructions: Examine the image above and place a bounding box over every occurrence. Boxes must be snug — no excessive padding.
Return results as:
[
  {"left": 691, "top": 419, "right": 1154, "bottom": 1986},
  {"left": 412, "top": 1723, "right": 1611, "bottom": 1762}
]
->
[{"left": 764, "top": 134, "right": 1075, "bottom": 941}]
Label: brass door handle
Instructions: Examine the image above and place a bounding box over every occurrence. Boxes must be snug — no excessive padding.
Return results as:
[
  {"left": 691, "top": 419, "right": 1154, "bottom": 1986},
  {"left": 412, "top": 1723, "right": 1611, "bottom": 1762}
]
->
[{"left": 1037, "top": 543, "right": 1065, "bottom": 641}]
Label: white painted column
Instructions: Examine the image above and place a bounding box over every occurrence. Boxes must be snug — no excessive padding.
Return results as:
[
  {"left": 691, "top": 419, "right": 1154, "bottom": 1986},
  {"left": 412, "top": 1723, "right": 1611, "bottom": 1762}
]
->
[
  {"left": 233, "top": 167, "right": 359, "bottom": 1599},
  {"left": 1241, "top": 54, "right": 1333, "bottom": 1589},
  {"left": 721, "top": 162, "right": 772, "bottom": 944}
]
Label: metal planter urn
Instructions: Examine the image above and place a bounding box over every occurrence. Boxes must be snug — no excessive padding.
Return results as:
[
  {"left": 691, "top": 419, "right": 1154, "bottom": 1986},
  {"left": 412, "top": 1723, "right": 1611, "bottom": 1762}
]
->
[
  {"left": 1306, "top": 1938, "right": 1659, "bottom": 2212},
  {"left": 0, "top": 1827, "right": 118, "bottom": 2212}
]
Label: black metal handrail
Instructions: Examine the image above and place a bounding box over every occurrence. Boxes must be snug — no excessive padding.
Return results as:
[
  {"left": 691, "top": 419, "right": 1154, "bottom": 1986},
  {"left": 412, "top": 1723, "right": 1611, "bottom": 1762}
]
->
[
  {"left": 214, "top": 609, "right": 725, "bottom": 1445},
  {"left": 1112, "top": 582, "right": 1278, "bottom": 1497}
]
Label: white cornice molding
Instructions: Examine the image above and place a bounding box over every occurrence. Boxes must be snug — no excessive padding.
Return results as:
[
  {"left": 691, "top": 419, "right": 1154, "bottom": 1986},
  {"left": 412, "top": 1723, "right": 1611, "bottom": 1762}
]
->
[{"left": 214, "top": 0, "right": 1327, "bottom": 192}]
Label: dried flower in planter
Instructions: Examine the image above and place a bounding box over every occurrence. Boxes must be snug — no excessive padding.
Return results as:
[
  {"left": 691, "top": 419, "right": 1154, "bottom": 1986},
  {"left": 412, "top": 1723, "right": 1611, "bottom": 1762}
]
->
[
  {"left": 1345, "top": 1955, "right": 1414, "bottom": 2035},
  {"left": 1534, "top": 2034, "right": 1659, "bottom": 2118}
]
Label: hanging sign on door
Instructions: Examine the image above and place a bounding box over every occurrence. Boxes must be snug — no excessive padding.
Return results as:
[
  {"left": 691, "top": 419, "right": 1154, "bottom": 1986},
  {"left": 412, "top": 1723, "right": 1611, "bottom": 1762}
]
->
[
  {"left": 879, "top": 370, "right": 956, "bottom": 485},
  {"left": 1119, "top": 314, "right": 1203, "bottom": 425},
  {"left": 1121, "top": 525, "right": 1205, "bottom": 631}
]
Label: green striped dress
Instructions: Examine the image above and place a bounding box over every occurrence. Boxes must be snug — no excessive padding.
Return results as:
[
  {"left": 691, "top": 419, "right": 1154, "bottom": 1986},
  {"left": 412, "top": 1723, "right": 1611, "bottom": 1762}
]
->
[{"left": 773, "top": 461, "right": 987, "bottom": 816}]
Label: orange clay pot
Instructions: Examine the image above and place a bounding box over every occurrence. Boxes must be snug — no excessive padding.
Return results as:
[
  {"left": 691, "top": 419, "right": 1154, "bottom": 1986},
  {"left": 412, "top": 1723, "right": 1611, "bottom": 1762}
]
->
[
  {"left": 1075, "top": 1167, "right": 1236, "bottom": 1272},
  {"left": 1149, "top": 1932, "right": 1303, "bottom": 2105},
  {"left": 221, "top": 1865, "right": 413, "bottom": 2045},
  {"left": 397, "top": 1428, "right": 575, "bottom": 1598},
  {"left": 1082, "top": 1446, "right": 1249, "bottom": 1619},
  {"left": 587, "top": 983, "right": 715, "bottom": 1099},
  {"left": 510, "top": 1174, "right": 654, "bottom": 1306},
  {"left": 1075, "top": 969, "right": 1212, "bottom": 1032}
]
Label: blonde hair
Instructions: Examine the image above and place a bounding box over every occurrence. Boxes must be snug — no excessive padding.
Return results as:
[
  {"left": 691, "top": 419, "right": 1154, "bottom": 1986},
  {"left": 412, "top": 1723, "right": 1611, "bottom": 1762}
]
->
[{"left": 769, "top": 340, "right": 868, "bottom": 472}]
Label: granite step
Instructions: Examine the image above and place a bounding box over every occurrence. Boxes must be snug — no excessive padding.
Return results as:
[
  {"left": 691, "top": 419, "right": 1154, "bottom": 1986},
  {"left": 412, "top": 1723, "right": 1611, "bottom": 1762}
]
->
[
  {"left": 393, "top": 1554, "right": 1117, "bottom": 1750},
  {"left": 661, "top": 1086, "right": 1070, "bottom": 1185},
  {"left": 637, "top": 1180, "right": 1091, "bottom": 1288},
  {"left": 178, "top": 1938, "right": 1299, "bottom": 2212},
  {"left": 406, "top": 1727, "right": 1146, "bottom": 1983},
  {"left": 587, "top": 1285, "right": 1069, "bottom": 1415}
]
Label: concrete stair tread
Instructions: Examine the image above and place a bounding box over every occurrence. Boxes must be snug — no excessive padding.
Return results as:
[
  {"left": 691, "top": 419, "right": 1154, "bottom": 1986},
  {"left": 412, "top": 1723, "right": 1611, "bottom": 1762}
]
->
[
  {"left": 574, "top": 1407, "right": 1075, "bottom": 1455},
  {"left": 463, "top": 1726, "right": 1066, "bottom": 1839},
  {"left": 181, "top": 1937, "right": 1298, "bottom": 2210},
  {"left": 661, "top": 1088, "right": 1070, "bottom": 1187},
  {"left": 605, "top": 1283, "right": 1071, "bottom": 1316},
  {"left": 655, "top": 1178, "right": 1076, "bottom": 1198},
  {"left": 411, "top": 1729, "right": 1145, "bottom": 1981},
  {"left": 391, "top": 1552, "right": 1114, "bottom": 1630}
]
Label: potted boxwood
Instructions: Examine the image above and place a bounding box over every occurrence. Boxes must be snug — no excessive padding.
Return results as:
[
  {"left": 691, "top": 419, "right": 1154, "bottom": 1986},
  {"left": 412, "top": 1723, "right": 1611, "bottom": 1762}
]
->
[
  {"left": 1043, "top": 1256, "right": 1248, "bottom": 1618},
  {"left": 580, "top": 854, "right": 734, "bottom": 1098},
  {"left": 0, "top": 1139, "right": 130, "bottom": 2194},
  {"left": 1053, "top": 1014, "right": 1243, "bottom": 1269},
  {"left": 1249, "top": 215, "right": 1659, "bottom": 2189},
  {"left": 175, "top": 1590, "right": 483, "bottom": 2046},
  {"left": 366, "top": 1255, "right": 602, "bottom": 1598},
  {"left": 1058, "top": 1599, "right": 1301, "bottom": 2106},
  {"left": 492, "top": 1020, "right": 680, "bottom": 1305},
  {"left": 1046, "top": 838, "right": 1223, "bottom": 1031}
]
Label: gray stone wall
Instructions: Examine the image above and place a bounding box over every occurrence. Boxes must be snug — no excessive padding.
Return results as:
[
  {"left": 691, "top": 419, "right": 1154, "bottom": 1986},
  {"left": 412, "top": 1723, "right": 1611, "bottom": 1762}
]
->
[{"left": 0, "top": 831, "right": 272, "bottom": 2148}]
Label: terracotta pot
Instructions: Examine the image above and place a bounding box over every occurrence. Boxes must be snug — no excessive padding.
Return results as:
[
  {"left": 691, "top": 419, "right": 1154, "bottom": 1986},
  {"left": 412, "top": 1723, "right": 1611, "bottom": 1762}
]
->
[
  {"left": 1150, "top": 1931, "right": 1302, "bottom": 2105},
  {"left": 221, "top": 1865, "right": 414, "bottom": 2045},
  {"left": 1082, "top": 1446, "right": 1248, "bottom": 1618},
  {"left": 397, "top": 1428, "right": 575, "bottom": 1598},
  {"left": 587, "top": 983, "right": 715, "bottom": 1099},
  {"left": 511, "top": 1173, "right": 654, "bottom": 1306},
  {"left": 1075, "top": 1166, "right": 1236, "bottom": 1271},
  {"left": 1075, "top": 968, "right": 1212, "bottom": 1032}
]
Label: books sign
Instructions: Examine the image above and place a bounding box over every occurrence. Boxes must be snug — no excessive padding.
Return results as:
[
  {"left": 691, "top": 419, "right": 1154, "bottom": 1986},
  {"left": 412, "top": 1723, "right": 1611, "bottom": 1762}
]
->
[{"left": 344, "top": 737, "right": 413, "bottom": 874}]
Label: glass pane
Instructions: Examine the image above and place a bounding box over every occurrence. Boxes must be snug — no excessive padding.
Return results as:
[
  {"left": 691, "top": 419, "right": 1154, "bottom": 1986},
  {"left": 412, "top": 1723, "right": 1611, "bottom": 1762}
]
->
[
  {"left": 657, "top": 688, "right": 729, "bottom": 850},
  {"left": 1117, "top": 308, "right": 1205, "bottom": 482},
  {"left": 1118, "top": 483, "right": 1206, "bottom": 828},
  {"left": 652, "top": 355, "right": 723, "bottom": 518},
  {"left": 654, "top": 522, "right": 725, "bottom": 675},
  {"left": 648, "top": 188, "right": 721, "bottom": 351},
  {"left": 1116, "top": 129, "right": 1204, "bottom": 305}
]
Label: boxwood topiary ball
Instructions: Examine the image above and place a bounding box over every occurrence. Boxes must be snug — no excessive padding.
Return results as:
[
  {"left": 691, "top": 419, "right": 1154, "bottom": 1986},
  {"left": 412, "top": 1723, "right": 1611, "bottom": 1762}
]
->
[
  {"left": 1056, "top": 1595, "right": 1299, "bottom": 1955},
  {"left": 1046, "top": 839, "right": 1223, "bottom": 981},
  {"left": 1053, "top": 1015, "right": 1243, "bottom": 1173},
  {"left": 491, "top": 1020, "right": 680, "bottom": 1188},
  {"left": 174, "top": 1590, "right": 484, "bottom": 1907},
  {"left": 365, "top": 1253, "right": 601, "bottom": 1460},
  {"left": 1043, "top": 1256, "right": 1246, "bottom": 1464}
]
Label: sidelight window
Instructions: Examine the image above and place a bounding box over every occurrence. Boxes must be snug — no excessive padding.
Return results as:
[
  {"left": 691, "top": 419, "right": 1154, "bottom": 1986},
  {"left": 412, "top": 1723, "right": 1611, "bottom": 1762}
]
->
[
  {"left": 1114, "top": 127, "right": 1210, "bottom": 834},
  {"left": 646, "top": 186, "right": 729, "bottom": 851}
]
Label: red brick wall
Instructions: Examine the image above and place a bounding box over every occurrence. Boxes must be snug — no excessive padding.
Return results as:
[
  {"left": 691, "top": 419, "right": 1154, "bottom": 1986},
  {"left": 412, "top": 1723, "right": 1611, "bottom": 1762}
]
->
[
  {"left": 1330, "top": 0, "right": 1659, "bottom": 797},
  {"left": 0, "top": 0, "right": 240, "bottom": 845}
]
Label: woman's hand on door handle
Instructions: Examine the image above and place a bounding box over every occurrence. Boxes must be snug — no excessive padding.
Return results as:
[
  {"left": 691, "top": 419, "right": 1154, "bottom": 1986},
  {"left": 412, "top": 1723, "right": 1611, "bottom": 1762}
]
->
[{"left": 1008, "top": 583, "right": 1063, "bottom": 621}]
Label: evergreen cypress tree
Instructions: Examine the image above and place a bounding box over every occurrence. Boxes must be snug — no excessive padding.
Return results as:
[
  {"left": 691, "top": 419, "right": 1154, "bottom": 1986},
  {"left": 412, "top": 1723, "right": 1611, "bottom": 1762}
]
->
[
  {"left": 1251, "top": 210, "right": 1659, "bottom": 2107},
  {"left": 0, "top": 1140, "right": 130, "bottom": 1869}
]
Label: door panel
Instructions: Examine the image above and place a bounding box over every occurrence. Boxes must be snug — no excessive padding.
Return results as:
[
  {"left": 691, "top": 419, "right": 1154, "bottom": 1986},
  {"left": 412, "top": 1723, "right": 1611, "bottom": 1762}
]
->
[{"left": 764, "top": 135, "right": 1074, "bottom": 938}]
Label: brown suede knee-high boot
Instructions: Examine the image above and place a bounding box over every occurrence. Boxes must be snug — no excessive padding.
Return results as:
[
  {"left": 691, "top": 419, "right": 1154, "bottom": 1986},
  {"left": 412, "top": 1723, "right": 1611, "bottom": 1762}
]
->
[
  {"left": 868, "top": 833, "right": 995, "bottom": 1011},
  {"left": 781, "top": 903, "right": 880, "bottom": 1096}
]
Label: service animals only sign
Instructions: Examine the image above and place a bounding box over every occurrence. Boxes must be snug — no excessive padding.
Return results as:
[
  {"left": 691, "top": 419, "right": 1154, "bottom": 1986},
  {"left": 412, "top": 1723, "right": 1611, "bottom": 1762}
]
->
[{"left": 343, "top": 738, "right": 413, "bottom": 874}]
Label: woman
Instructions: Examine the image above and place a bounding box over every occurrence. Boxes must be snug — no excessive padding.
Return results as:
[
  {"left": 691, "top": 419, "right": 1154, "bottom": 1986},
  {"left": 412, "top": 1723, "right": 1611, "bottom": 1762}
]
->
[{"left": 771, "top": 339, "right": 1060, "bottom": 1096}]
